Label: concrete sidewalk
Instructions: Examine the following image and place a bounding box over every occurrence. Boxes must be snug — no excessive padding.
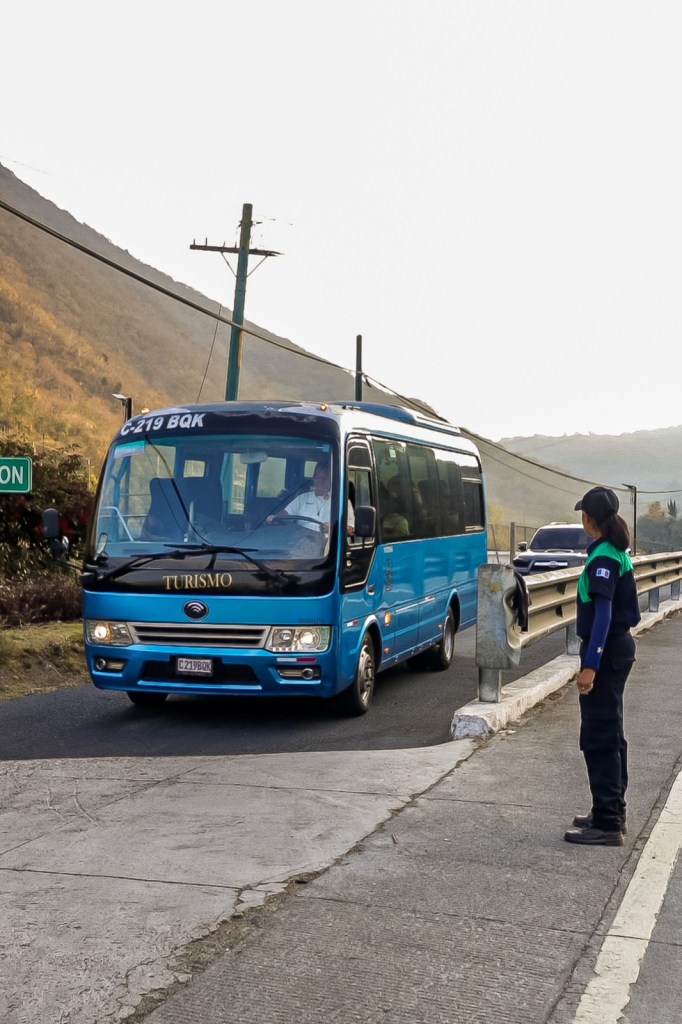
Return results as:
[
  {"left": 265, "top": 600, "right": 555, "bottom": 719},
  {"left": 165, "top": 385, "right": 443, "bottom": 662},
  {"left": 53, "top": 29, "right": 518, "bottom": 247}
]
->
[{"left": 1, "top": 601, "right": 680, "bottom": 1024}]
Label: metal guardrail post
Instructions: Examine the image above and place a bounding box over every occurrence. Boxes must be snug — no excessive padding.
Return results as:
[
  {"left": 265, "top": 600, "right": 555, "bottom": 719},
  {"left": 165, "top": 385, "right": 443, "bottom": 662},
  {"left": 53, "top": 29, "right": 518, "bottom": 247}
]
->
[
  {"left": 566, "top": 621, "right": 580, "bottom": 656},
  {"left": 475, "top": 564, "right": 524, "bottom": 702}
]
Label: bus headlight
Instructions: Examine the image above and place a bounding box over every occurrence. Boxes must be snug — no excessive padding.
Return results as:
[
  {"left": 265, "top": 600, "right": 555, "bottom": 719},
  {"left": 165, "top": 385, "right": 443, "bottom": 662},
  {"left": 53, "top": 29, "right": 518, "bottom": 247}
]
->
[
  {"left": 85, "top": 620, "right": 133, "bottom": 646},
  {"left": 266, "top": 626, "right": 331, "bottom": 653}
]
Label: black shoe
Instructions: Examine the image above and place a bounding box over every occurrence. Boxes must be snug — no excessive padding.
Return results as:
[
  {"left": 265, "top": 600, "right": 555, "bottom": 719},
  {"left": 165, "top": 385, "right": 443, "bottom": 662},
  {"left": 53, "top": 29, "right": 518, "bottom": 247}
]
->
[
  {"left": 573, "top": 813, "right": 627, "bottom": 835},
  {"left": 564, "top": 826, "right": 623, "bottom": 846}
]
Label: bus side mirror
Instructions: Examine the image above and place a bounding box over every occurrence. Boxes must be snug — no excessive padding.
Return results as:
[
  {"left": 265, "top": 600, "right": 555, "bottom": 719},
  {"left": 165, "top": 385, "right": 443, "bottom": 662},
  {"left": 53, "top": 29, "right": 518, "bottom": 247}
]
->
[
  {"left": 42, "top": 508, "right": 70, "bottom": 559},
  {"left": 353, "top": 505, "right": 376, "bottom": 538}
]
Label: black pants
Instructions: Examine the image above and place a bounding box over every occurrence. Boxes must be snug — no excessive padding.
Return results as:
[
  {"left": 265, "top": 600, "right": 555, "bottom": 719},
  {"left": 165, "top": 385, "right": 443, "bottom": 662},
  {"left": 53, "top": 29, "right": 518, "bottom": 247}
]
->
[{"left": 578, "top": 632, "right": 636, "bottom": 832}]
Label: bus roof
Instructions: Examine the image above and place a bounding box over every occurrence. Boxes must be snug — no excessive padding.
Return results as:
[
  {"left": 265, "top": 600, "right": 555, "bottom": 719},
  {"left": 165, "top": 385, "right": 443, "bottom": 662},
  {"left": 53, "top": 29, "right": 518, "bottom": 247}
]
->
[{"left": 116, "top": 400, "right": 479, "bottom": 454}]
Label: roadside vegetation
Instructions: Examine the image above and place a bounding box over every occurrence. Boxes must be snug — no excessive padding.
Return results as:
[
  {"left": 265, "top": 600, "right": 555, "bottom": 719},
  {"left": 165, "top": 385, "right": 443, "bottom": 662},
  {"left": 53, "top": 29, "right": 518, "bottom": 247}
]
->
[
  {"left": 0, "top": 620, "right": 88, "bottom": 702},
  {"left": 0, "top": 433, "right": 90, "bottom": 701}
]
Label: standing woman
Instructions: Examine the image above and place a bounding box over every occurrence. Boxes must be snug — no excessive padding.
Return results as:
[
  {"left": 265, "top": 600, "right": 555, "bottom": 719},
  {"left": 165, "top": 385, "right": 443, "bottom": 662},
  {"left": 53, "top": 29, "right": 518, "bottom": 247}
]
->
[{"left": 564, "top": 486, "right": 641, "bottom": 847}]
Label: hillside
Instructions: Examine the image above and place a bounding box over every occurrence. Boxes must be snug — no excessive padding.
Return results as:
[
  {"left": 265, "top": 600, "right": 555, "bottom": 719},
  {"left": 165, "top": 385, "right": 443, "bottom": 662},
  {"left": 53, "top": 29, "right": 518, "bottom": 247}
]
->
[
  {"left": 0, "top": 163, "right": 427, "bottom": 466},
  {"left": 499, "top": 429, "right": 682, "bottom": 494},
  {"left": 1, "top": 161, "right": 680, "bottom": 531},
  {"left": 473, "top": 428, "right": 682, "bottom": 534}
]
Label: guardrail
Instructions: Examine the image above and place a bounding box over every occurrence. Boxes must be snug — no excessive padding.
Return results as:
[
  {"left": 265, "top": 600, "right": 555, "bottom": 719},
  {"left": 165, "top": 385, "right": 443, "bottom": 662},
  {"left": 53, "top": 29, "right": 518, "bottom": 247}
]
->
[{"left": 475, "top": 552, "right": 682, "bottom": 701}]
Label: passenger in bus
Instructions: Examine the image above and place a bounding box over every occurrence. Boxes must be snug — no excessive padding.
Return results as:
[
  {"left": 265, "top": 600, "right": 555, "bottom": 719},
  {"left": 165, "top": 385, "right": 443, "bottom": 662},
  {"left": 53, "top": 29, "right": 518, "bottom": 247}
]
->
[
  {"left": 347, "top": 482, "right": 356, "bottom": 538},
  {"left": 416, "top": 479, "right": 437, "bottom": 535},
  {"left": 381, "top": 476, "right": 409, "bottom": 540}
]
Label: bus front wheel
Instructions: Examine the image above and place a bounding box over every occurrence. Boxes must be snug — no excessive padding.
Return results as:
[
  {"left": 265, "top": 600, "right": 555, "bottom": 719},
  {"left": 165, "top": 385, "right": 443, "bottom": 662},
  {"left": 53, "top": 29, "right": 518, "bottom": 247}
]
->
[
  {"left": 338, "top": 632, "right": 376, "bottom": 716},
  {"left": 126, "top": 691, "right": 169, "bottom": 709}
]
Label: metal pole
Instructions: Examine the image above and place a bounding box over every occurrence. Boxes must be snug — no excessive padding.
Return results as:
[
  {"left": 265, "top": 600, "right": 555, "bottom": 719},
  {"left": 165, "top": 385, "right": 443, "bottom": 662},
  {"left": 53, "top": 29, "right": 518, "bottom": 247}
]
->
[
  {"left": 355, "top": 335, "right": 363, "bottom": 400},
  {"left": 623, "top": 483, "right": 637, "bottom": 555},
  {"left": 225, "top": 203, "right": 253, "bottom": 401}
]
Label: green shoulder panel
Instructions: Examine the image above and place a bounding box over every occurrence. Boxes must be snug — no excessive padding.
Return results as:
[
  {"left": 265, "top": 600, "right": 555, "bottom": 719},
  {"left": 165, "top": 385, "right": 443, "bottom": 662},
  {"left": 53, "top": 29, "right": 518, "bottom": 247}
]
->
[{"left": 578, "top": 541, "right": 632, "bottom": 603}]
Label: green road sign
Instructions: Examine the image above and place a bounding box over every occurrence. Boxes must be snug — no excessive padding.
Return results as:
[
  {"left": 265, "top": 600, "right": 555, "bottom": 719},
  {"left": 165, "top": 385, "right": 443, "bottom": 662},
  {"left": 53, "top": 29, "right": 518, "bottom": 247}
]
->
[{"left": 0, "top": 457, "right": 32, "bottom": 493}]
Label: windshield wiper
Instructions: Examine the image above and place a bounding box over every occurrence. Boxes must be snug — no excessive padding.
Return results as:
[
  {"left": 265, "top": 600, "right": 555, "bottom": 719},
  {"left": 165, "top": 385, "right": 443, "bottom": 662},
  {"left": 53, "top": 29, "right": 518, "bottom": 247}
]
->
[
  {"left": 81, "top": 547, "right": 200, "bottom": 584},
  {"left": 81, "top": 544, "right": 298, "bottom": 586}
]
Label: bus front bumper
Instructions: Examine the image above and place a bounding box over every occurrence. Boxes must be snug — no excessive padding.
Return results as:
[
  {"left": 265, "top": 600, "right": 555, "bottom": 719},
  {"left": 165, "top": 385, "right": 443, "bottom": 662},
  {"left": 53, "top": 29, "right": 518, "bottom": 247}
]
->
[{"left": 85, "top": 643, "right": 348, "bottom": 700}]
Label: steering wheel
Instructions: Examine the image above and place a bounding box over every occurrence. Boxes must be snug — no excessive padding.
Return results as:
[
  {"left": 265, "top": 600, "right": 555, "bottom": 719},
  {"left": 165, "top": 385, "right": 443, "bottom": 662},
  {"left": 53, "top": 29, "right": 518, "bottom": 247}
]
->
[{"left": 267, "top": 514, "right": 323, "bottom": 528}]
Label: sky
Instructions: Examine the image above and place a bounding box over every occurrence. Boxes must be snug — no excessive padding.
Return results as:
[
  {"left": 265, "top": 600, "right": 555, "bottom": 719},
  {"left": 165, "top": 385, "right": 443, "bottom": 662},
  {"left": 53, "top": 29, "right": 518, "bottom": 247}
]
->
[{"left": 2, "top": 1, "right": 682, "bottom": 442}]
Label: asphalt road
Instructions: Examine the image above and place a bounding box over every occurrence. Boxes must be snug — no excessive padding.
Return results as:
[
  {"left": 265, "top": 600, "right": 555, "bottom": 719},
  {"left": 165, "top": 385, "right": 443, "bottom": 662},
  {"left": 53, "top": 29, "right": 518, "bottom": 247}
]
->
[{"left": 0, "top": 628, "right": 567, "bottom": 760}]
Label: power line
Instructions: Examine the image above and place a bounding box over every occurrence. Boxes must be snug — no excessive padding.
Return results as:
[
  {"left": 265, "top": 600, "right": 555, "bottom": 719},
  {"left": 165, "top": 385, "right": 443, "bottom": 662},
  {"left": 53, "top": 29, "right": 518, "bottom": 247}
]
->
[
  {"left": 2, "top": 194, "right": 678, "bottom": 500},
  {"left": 0, "top": 197, "right": 342, "bottom": 370},
  {"left": 0, "top": 195, "right": 446, "bottom": 420}
]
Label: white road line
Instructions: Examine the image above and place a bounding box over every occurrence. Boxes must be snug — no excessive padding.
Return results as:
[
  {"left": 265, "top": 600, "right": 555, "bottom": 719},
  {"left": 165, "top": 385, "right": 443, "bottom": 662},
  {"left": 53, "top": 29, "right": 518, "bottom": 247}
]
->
[{"left": 572, "top": 768, "right": 682, "bottom": 1023}]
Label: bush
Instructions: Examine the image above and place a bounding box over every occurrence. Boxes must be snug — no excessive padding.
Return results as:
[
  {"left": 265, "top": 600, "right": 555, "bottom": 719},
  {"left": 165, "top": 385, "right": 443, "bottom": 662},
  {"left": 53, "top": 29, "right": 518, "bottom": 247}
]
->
[{"left": 0, "top": 575, "right": 82, "bottom": 627}]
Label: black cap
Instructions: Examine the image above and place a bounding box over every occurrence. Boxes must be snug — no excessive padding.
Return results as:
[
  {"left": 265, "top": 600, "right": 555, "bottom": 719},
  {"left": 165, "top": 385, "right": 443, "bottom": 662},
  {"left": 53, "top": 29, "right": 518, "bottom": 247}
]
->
[{"left": 574, "top": 486, "right": 619, "bottom": 522}]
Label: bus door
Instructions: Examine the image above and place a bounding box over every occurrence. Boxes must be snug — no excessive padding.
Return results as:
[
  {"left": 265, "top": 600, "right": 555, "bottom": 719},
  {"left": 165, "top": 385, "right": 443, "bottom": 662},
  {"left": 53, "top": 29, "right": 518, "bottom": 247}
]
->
[{"left": 339, "top": 440, "right": 382, "bottom": 666}]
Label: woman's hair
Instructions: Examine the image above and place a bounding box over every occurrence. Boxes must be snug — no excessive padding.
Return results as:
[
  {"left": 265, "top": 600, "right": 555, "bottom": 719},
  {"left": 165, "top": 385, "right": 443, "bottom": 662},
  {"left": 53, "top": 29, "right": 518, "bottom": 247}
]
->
[{"left": 595, "top": 511, "right": 631, "bottom": 551}]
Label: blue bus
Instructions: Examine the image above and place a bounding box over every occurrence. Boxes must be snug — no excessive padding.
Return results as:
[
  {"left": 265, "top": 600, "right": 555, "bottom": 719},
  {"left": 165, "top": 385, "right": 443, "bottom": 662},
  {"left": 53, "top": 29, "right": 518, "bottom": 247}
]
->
[{"left": 80, "top": 400, "right": 487, "bottom": 715}]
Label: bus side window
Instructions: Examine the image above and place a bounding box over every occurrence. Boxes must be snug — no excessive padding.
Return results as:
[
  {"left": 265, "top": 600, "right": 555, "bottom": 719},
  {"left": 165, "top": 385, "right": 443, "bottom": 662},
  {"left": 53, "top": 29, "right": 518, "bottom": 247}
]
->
[
  {"left": 436, "top": 455, "right": 464, "bottom": 535},
  {"left": 462, "top": 470, "right": 485, "bottom": 530},
  {"left": 346, "top": 441, "right": 375, "bottom": 545},
  {"left": 406, "top": 443, "right": 439, "bottom": 538},
  {"left": 374, "top": 438, "right": 412, "bottom": 541},
  {"left": 347, "top": 469, "right": 373, "bottom": 542}
]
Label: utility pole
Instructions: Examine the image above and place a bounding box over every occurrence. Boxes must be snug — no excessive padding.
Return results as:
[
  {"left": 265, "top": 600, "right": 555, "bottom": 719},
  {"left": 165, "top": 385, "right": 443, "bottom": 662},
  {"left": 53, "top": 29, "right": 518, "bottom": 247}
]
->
[
  {"left": 622, "top": 483, "right": 638, "bottom": 555},
  {"left": 355, "top": 335, "right": 363, "bottom": 400},
  {"left": 191, "top": 203, "right": 280, "bottom": 400}
]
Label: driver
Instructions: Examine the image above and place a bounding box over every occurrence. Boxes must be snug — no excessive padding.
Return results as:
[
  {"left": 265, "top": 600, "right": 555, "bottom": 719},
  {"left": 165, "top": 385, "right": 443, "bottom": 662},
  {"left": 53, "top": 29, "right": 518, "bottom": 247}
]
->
[{"left": 267, "top": 461, "right": 331, "bottom": 533}]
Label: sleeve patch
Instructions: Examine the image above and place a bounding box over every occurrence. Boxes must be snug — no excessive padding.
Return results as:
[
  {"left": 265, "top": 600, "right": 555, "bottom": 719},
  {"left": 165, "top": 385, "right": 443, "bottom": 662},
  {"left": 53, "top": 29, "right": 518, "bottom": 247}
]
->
[{"left": 595, "top": 567, "right": 611, "bottom": 579}]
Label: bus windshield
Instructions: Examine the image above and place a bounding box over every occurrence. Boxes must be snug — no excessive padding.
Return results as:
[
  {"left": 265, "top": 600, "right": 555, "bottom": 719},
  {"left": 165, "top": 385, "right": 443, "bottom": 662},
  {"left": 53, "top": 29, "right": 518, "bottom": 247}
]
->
[{"left": 91, "top": 432, "right": 336, "bottom": 565}]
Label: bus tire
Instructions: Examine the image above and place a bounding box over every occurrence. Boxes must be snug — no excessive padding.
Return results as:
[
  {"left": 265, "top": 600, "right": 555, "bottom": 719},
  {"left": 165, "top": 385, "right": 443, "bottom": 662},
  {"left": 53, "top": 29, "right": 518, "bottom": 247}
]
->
[
  {"left": 426, "top": 607, "right": 456, "bottom": 671},
  {"left": 338, "top": 632, "right": 376, "bottom": 716},
  {"left": 126, "top": 691, "right": 169, "bottom": 709}
]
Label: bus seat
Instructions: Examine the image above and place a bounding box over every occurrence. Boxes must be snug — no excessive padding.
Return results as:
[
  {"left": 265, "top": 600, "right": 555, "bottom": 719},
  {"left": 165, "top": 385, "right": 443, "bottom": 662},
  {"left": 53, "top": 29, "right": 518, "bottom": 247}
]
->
[
  {"left": 140, "top": 478, "right": 188, "bottom": 541},
  {"left": 245, "top": 496, "right": 277, "bottom": 527},
  {"left": 181, "top": 476, "right": 223, "bottom": 525}
]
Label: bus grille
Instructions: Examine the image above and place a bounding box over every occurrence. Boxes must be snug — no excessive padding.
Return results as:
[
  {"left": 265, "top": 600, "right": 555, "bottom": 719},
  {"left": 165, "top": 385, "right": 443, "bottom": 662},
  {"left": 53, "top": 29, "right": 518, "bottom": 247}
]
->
[{"left": 129, "top": 623, "right": 268, "bottom": 648}]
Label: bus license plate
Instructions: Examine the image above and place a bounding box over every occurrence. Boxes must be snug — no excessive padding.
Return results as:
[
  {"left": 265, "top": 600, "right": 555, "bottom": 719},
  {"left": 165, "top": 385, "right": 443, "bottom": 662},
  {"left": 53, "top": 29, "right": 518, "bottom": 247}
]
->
[{"left": 176, "top": 656, "right": 213, "bottom": 677}]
